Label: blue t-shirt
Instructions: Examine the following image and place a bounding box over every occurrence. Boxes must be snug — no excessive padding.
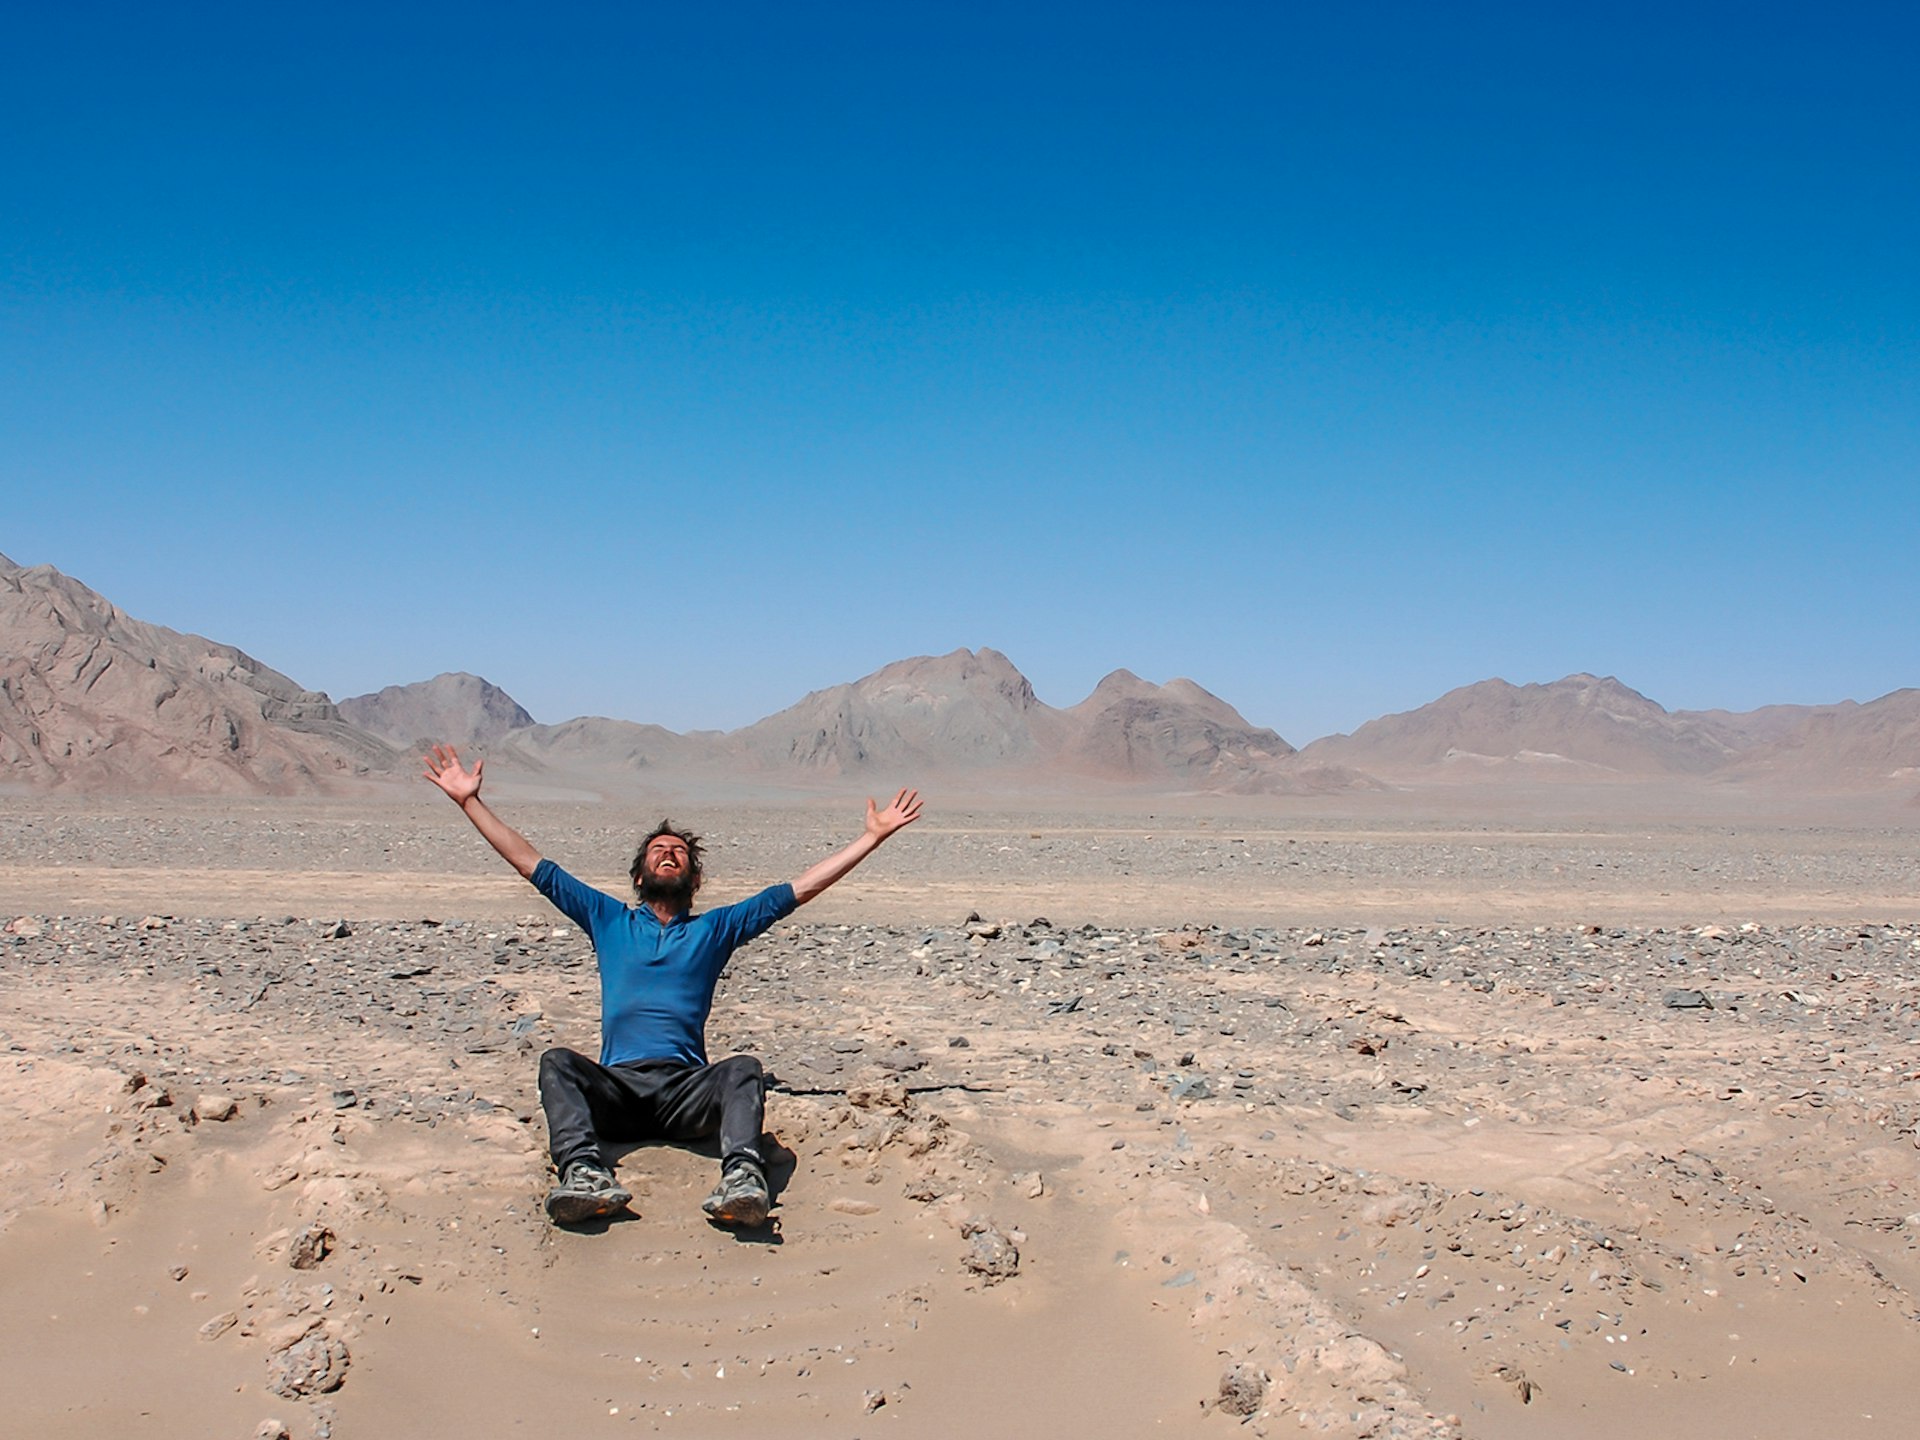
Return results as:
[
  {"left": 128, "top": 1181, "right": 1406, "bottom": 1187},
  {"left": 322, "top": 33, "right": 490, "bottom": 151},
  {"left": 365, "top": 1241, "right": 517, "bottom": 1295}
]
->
[{"left": 530, "top": 859, "right": 796, "bottom": 1067}]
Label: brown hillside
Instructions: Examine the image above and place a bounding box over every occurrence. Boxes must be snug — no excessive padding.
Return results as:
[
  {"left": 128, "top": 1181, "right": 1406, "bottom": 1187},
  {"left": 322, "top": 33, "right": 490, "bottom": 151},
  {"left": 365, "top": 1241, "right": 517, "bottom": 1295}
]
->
[{"left": 0, "top": 554, "right": 396, "bottom": 794}]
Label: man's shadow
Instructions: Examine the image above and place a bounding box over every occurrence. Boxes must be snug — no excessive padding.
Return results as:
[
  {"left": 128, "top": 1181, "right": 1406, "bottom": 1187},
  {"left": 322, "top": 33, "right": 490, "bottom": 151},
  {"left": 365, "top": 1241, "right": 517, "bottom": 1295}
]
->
[{"left": 596, "top": 1131, "right": 796, "bottom": 1244}]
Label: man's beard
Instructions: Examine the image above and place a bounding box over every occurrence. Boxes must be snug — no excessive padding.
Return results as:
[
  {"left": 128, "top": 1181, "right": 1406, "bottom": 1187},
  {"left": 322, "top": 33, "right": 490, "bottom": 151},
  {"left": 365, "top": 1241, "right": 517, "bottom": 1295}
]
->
[{"left": 637, "top": 868, "right": 698, "bottom": 909}]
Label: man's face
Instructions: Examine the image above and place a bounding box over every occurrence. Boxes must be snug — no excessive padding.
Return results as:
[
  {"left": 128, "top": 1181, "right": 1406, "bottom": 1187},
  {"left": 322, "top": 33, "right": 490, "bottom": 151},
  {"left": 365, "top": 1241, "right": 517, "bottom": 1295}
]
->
[
  {"left": 637, "top": 834, "right": 699, "bottom": 907},
  {"left": 643, "top": 835, "right": 691, "bottom": 881}
]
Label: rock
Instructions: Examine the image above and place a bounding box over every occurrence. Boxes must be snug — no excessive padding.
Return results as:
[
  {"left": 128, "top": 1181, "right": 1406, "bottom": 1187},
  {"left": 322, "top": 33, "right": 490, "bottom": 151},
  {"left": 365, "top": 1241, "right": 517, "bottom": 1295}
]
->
[
  {"left": 1218, "top": 1363, "right": 1266, "bottom": 1417},
  {"left": 288, "top": 1224, "right": 334, "bottom": 1270},
  {"left": 193, "top": 1094, "right": 239, "bottom": 1122},
  {"left": 960, "top": 1219, "right": 1020, "bottom": 1284},
  {"left": 1170, "top": 1076, "right": 1212, "bottom": 1101},
  {"left": 830, "top": 1198, "right": 881, "bottom": 1216},
  {"left": 846, "top": 1078, "right": 908, "bottom": 1113},
  {"left": 255, "top": 1421, "right": 291, "bottom": 1440},
  {"left": 197, "top": 1310, "right": 239, "bottom": 1341},
  {"left": 266, "top": 1328, "right": 350, "bottom": 1398},
  {"left": 1663, "top": 989, "right": 1712, "bottom": 1009},
  {"left": 947, "top": 1036, "right": 970, "bottom": 1048},
  {"left": 1360, "top": 1194, "right": 1423, "bottom": 1228}
]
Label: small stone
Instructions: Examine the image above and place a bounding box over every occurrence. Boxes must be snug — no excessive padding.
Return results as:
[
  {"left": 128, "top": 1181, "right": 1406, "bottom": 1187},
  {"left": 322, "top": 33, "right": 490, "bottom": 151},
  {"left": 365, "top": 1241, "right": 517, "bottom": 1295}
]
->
[
  {"left": 1218, "top": 1363, "right": 1266, "bottom": 1416},
  {"left": 193, "top": 1094, "right": 239, "bottom": 1122},
  {"left": 830, "top": 1198, "right": 881, "bottom": 1216},
  {"left": 255, "top": 1421, "right": 291, "bottom": 1440},
  {"left": 960, "top": 1220, "right": 1020, "bottom": 1284},
  {"left": 198, "top": 1310, "right": 239, "bottom": 1341},
  {"left": 288, "top": 1223, "right": 334, "bottom": 1270},
  {"left": 947, "top": 1036, "right": 970, "bottom": 1048},
  {"left": 266, "top": 1329, "right": 351, "bottom": 1398},
  {"left": 1662, "top": 989, "right": 1712, "bottom": 1010}
]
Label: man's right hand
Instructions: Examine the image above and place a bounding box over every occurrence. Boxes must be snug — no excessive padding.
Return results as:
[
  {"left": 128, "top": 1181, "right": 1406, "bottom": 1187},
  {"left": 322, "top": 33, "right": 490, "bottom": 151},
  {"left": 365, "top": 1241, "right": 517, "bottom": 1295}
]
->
[{"left": 424, "top": 743, "right": 484, "bottom": 805}]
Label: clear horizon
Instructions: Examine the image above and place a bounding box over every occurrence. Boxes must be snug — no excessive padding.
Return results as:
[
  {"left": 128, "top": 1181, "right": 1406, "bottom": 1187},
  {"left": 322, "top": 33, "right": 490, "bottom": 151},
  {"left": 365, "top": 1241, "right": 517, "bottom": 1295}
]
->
[{"left": 6, "top": 4, "right": 1915, "bottom": 744}]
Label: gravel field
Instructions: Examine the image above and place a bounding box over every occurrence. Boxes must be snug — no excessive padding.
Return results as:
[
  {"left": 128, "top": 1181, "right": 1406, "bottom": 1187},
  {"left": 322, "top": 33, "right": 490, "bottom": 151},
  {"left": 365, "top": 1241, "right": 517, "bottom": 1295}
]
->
[{"left": 3, "top": 798, "right": 1918, "bottom": 1437}]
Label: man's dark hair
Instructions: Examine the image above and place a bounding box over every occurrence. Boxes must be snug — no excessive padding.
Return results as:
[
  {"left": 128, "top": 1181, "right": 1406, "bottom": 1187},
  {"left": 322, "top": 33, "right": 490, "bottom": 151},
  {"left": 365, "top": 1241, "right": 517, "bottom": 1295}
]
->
[{"left": 629, "top": 819, "right": 704, "bottom": 895}]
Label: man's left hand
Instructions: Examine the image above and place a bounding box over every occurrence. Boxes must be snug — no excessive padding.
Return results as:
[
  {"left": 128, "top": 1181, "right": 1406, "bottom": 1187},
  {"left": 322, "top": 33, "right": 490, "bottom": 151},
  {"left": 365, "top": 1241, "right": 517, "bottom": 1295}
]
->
[{"left": 865, "top": 788, "right": 923, "bottom": 841}]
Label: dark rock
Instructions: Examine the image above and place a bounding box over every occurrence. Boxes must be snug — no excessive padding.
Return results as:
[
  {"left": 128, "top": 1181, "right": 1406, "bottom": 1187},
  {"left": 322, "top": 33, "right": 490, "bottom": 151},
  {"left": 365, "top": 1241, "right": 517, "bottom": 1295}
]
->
[
  {"left": 1663, "top": 989, "right": 1713, "bottom": 1009},
  {"left": 960, "top": 1219, "right": 1020, "bottom": 1284}
]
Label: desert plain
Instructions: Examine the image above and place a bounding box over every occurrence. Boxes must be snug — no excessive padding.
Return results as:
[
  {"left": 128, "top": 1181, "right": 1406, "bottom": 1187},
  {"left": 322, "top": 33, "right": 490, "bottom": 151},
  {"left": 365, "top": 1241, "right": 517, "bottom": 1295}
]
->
[{"left": 3, "top": 784, "right": 1919, "bottom": 1440}]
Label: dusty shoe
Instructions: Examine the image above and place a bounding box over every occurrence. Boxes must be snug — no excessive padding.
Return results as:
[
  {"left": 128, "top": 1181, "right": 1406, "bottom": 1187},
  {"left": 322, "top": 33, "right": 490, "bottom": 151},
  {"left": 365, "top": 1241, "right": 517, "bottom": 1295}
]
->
[
  {"left": 545, "top": 1162, "right": 633, "bottom": 1225},
  {"left": 702, "top": 1160, "right": 770, "bottom": 1228}
]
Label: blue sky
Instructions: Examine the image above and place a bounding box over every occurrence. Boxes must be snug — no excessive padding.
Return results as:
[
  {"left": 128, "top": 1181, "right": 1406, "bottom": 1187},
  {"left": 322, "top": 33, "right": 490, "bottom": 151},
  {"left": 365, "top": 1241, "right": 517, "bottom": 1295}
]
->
[{"left": 5, "top": 3, "right": 1915, "bottom": 744}]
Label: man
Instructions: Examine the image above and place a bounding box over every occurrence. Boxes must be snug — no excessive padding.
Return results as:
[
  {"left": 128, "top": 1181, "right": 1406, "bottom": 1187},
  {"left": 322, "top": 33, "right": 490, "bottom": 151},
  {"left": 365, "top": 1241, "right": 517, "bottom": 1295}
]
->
[{"left": 423, "top": 743, "right": 922, "bottom": 1229}]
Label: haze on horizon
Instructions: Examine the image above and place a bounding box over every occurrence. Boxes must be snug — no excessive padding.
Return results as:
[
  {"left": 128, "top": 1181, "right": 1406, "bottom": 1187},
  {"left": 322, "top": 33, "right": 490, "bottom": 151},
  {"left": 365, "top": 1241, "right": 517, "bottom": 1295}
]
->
[{"left": 4, "top": 4, "right": 1915, "bottom": 746}]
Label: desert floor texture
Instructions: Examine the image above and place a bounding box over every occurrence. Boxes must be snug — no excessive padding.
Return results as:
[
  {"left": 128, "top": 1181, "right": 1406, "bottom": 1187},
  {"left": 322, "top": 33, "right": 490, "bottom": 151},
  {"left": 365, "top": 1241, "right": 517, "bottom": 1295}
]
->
[{"left": 3, "top": 792, "right": 1918, "bottom": 1439}]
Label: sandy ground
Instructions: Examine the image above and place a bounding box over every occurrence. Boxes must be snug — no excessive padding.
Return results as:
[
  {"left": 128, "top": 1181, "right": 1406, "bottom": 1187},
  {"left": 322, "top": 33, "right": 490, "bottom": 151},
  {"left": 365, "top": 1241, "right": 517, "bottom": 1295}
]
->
[{"left": 2, "top": 795, "right": 1918, "bottom": 1438}]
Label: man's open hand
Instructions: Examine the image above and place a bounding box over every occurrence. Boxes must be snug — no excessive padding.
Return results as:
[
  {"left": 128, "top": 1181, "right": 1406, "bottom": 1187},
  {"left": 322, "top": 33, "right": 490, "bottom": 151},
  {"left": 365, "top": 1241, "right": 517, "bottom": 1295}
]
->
[
  {"left": 865, "top": 788, "right": 923, "bottom": 842},
  {"left": 423, "top": 743, "right": 484, "bottom": 805}
]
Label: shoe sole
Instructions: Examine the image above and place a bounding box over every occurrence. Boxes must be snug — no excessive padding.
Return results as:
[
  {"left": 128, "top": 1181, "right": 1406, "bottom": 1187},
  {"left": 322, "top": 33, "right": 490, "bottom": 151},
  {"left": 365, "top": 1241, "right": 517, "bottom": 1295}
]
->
[
  {"left": 546, "top": 1186, "right": 633, "bottom": 1225},
  {"left": 702, "top": 1194, "right": 769, "bottom": 1228}
]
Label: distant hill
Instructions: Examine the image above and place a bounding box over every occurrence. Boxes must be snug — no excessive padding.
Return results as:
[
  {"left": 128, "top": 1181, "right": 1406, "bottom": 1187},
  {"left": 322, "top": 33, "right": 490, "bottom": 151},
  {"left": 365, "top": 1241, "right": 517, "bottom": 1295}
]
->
[
  {"left": 1060, "top": 669, "right": 1295, "bottom": 782},
  {"left": 340, "top": 672, "right": 535, "bottom": 749},
  {"left": 1298, "top": 674, "right": 1742, "bottom": 777},
  {"left": 729, "top": 648, "right": 1061, "bottom": 775},
  {"left": 507, "top": 714, "right": 709, "bottom": 775},
  {"left": 0, "top": 554, "right": 397, "bottom": 794},
  {"left": 1728, "top": 689, "right": 1920, "bottom": 786}
]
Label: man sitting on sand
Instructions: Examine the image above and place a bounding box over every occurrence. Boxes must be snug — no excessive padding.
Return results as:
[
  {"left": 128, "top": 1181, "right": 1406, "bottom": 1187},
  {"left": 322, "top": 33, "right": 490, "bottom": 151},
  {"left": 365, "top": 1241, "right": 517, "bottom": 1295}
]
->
[{"left": 423, "top": 743, "right": 922, "bottom": 1228}]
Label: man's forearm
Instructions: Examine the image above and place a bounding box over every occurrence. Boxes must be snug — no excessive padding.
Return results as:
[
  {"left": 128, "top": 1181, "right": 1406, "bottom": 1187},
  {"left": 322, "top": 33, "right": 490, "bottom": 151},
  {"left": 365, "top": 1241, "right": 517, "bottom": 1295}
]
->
[
  {"left": 791, "top": 833, "right": 883, "bottom": 905},
  {"left": 460, "top": 795, "right": 542, "bottom": 878}
]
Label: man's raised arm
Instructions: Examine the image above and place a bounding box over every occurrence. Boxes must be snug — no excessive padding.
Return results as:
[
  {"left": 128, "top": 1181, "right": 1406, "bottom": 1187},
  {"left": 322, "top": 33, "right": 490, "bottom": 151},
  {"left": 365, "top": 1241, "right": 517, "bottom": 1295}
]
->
[
  {"left": 791, "top": 788, "right": 922, "bottom": 905},
  {"left": 424, "top": 743, "right": 542, "bottom": 879}
]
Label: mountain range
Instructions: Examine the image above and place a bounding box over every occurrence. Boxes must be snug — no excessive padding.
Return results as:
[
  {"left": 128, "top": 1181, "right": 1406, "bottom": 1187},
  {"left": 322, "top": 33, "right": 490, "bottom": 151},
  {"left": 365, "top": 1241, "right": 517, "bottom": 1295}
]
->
[{"left": 2, "top": 553, "right": 1914, "bottom": 798}]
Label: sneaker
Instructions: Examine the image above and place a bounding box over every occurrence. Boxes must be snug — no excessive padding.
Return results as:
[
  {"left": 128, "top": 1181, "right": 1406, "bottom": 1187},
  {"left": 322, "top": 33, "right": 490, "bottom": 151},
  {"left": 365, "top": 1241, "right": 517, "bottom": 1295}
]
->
[
  {"left": 545, "top": 1162, "right": 633, "bottom": 1225},
  {"left": 702, "top": 1160, "right": 770, "bottom": 1228}
]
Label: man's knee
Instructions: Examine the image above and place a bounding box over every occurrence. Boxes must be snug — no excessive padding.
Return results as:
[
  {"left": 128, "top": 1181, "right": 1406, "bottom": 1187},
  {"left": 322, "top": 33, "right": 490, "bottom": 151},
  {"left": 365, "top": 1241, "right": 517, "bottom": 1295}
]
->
[
  {"left": 714, "top": 1054, "right": 764, "bottom": 1089},
  {"left": 539, "top": 1047, "right": 593, "bottom": 1088}
]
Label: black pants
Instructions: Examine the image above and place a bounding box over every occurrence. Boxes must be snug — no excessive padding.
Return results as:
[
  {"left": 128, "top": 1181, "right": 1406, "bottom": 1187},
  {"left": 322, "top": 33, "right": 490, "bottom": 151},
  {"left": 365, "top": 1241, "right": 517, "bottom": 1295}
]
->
[{"left": 538, "top": 1047, "right": 765, "bottom": 1176}]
